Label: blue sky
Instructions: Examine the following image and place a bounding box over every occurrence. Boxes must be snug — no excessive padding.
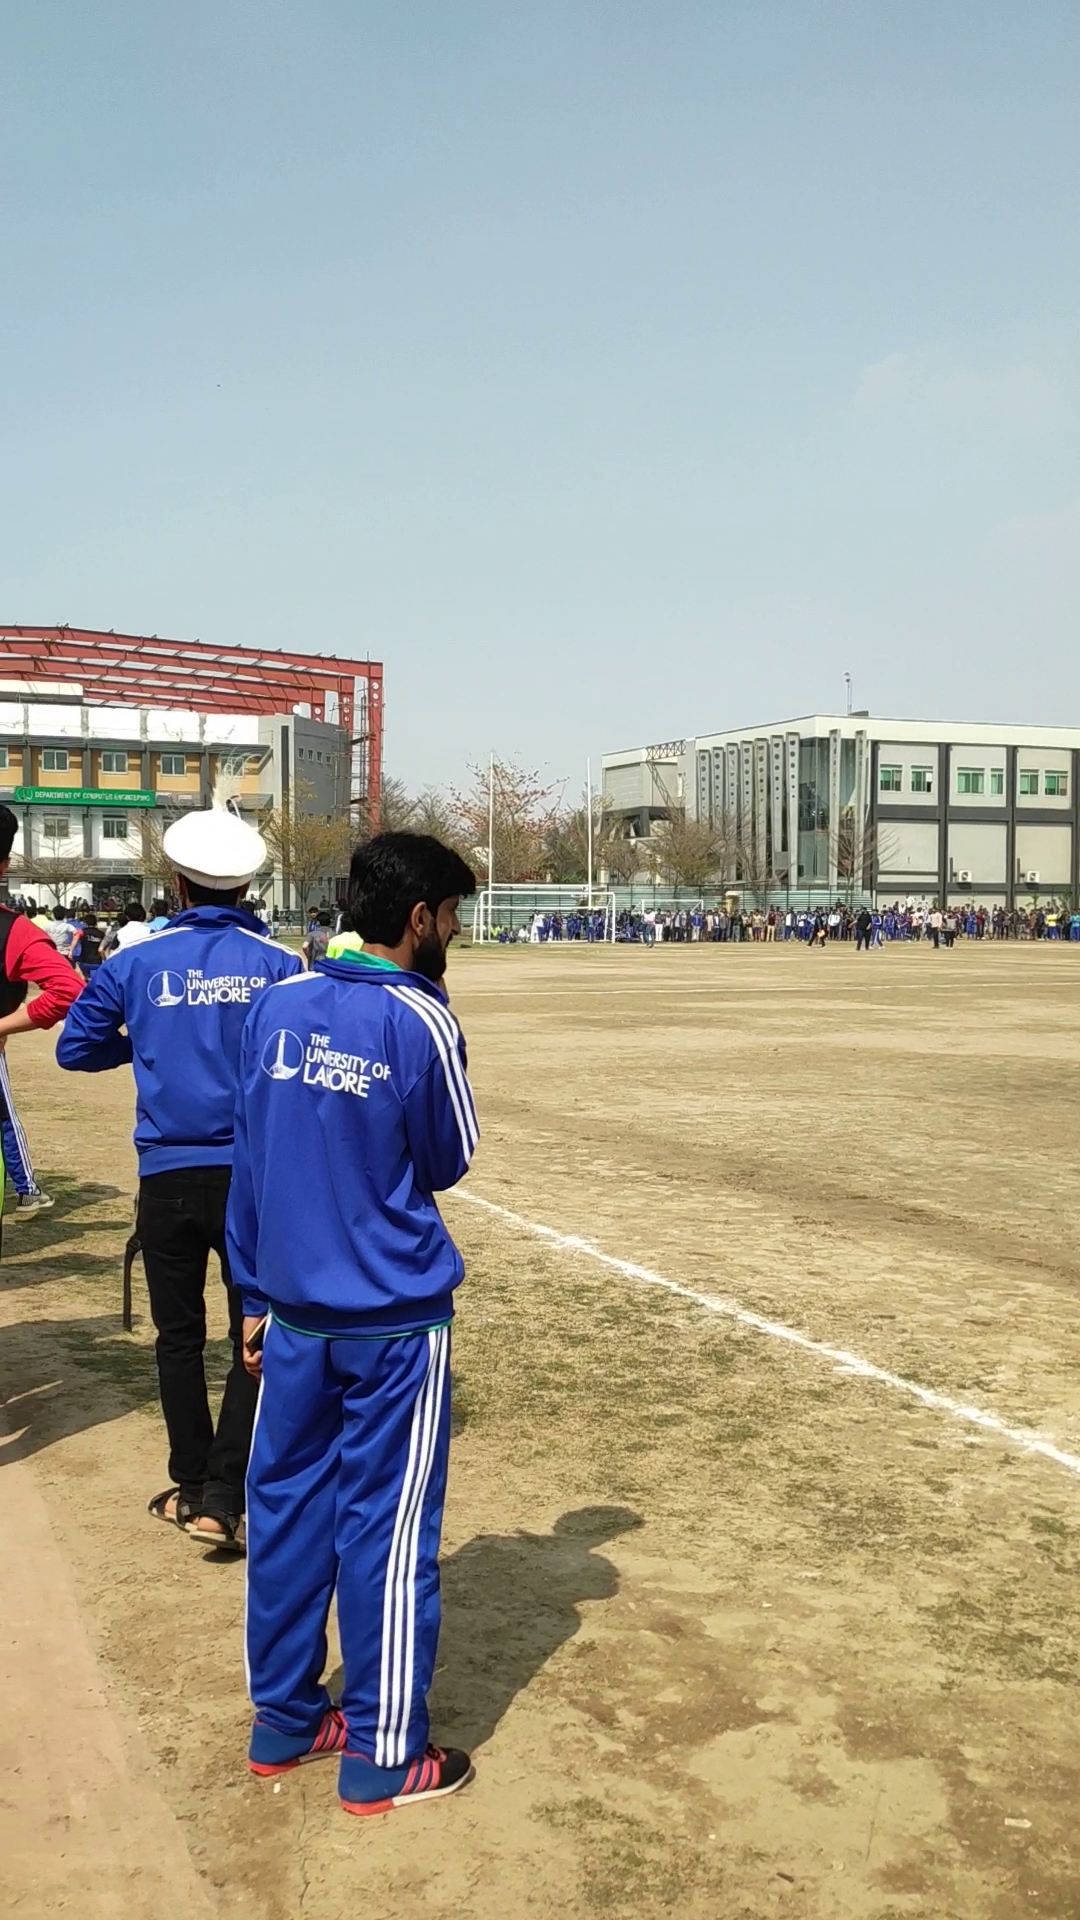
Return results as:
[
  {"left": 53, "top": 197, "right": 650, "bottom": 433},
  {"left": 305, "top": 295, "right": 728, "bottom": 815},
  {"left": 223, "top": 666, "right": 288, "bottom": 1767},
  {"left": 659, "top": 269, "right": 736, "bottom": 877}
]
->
[{"left": 1, "top": 4, "right": 1077, "bottom": 787}]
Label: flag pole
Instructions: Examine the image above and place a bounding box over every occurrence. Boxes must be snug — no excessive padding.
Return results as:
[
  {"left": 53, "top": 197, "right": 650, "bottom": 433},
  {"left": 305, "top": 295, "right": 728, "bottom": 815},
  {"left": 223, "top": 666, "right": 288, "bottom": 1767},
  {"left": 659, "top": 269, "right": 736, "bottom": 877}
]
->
[
  {"left": 586, "top": 757, "right": 594, "bottom": 909},
  {"left": 487, "top": 754, "right": 495, "bottom": 941}
]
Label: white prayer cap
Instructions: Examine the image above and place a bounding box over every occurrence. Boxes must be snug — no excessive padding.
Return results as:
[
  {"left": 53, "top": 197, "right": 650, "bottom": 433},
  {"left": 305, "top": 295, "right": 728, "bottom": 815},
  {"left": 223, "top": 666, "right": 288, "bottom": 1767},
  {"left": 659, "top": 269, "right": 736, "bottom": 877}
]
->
[{"left": 162, "top": 807, "right": 267, "bottom": 890}]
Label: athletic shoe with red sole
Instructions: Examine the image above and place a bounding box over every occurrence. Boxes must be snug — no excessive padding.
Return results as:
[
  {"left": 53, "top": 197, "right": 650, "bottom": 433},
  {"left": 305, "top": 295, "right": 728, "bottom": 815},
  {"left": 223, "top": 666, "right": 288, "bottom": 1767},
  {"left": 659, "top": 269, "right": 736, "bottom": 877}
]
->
[
  {"left": 249, "top": 1707, "right": 348, "bottom": 1777},
  {"left": 339, "top": 1743, "right": 474, "bottom": 1816}
]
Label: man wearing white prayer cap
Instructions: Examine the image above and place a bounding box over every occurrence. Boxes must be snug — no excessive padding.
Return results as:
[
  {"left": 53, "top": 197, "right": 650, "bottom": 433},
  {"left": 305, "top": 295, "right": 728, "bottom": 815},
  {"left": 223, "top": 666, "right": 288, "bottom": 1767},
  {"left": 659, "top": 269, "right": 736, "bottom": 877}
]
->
[{"left": 58, "top": 805, "right": 303, "bottom": 1551}]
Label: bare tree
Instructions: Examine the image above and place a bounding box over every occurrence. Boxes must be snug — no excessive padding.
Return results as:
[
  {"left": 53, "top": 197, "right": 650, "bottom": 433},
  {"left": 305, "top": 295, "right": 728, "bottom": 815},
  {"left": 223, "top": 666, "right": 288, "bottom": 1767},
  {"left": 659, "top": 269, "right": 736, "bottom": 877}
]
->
[
  {"left": 261, "top": 780, "right": 353, "bottom": 911},
  {"left": 541, "top": 794, "right": 636, "bottom": 887},
  {"left": 730, "top": 826, "right": 777, "bottom": 906},
  {"left": 600, "top": 830, "right": 644, "bottom": 887},
  {"left": 140, "top": 809, "right": 188, "bottom": 899},
  {"left": 644, "top": 814, "right": 732, "bottom": 894},
  {"left": 411, "top": 785, "right": 467, "bottom": 850},
  {"left": 452, "top": 760, "right": 562, "bottom": 883},
  {"left": 375, "top": 776, "right": 418, "bottom": 834},
  {"left": 836, "top": 812, "right": 899, "bottom": 902},
  {"left": 14, "top": 843, "right": 96, "bottom": 906}
]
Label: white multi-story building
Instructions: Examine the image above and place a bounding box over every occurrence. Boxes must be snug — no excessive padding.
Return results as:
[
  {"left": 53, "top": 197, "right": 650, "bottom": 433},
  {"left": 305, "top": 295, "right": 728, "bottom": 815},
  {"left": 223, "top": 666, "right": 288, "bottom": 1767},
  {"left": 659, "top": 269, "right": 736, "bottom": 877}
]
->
[{"left": 603, "top": 715, "right": 1080, "bottom": 904}]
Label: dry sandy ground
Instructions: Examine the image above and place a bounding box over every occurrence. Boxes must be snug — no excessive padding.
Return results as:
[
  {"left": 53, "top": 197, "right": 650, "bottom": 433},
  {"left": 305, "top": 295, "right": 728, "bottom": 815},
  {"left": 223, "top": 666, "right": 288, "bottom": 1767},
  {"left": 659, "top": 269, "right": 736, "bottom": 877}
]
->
[{"left": 2, "top": 939, "right": 1080, "bottom": 1918}]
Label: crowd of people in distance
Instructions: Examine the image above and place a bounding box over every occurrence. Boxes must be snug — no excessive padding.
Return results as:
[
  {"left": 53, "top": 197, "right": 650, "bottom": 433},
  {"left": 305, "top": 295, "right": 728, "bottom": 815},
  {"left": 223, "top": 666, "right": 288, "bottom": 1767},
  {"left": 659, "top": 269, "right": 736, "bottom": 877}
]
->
[
  {"left": 5, "top": 892, "right": 270, "bottom": 980},
  {"left": 628, "top": 902, "right": 1080, "bottom": 944},
  {"left": 487, "top": 900, "right": 1080, "bottom": 946}
]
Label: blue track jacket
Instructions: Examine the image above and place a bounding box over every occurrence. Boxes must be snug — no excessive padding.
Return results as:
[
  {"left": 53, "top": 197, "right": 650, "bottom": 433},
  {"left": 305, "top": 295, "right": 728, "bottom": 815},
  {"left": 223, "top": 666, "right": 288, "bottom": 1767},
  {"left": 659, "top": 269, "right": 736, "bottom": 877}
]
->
[
  {"left": 226, "top": 955, "right": 479, "bottom": 1333},
  {"left": 55, "top": 906, "right": 302, "bottom": 1175}
]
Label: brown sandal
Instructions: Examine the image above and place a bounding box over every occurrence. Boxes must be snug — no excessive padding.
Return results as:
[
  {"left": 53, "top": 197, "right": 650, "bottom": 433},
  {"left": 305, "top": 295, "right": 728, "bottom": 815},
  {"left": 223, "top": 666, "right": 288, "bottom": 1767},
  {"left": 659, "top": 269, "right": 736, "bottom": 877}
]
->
[
  {"left": 187, "top": 1512, "right": 246, "bottom": 1554},
  {"left": 148, "top": 1487, "right": 198, "bottom": 1531}
]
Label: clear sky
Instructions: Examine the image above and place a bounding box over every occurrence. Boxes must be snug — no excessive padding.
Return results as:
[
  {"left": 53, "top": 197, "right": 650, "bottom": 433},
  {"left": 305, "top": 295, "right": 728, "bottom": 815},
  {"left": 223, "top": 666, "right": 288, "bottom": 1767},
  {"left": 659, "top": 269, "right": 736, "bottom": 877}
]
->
[{"left": 1, "top": 4, "right": 1078, "bottom": 788}]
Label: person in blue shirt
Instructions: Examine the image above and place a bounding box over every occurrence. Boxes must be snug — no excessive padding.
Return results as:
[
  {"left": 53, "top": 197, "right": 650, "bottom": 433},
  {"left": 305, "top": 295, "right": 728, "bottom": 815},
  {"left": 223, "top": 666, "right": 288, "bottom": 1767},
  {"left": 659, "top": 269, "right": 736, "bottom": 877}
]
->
[
  {"left": 56, "top": 806, "right": 301, "bottom": 1549},
  {"left": 230, "top": 831, "right": 479, "bottom": 1818}
]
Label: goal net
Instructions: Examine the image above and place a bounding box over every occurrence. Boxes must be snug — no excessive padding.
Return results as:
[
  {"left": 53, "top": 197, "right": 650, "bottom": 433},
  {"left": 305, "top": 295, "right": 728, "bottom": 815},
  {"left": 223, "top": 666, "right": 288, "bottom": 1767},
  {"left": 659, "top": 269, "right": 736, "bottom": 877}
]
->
[{"left": 471, "top": 885, "right": 617, "bottom": 944}]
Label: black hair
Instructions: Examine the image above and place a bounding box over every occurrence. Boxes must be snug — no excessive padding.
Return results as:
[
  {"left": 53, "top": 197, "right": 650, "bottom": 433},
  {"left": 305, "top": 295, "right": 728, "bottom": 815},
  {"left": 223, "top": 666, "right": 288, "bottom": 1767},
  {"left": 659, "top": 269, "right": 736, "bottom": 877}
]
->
[
  {"left": 0, "top": 805, "right": 16, "bottom": 864},
  {"left": 348, "top": 832, "right": 476, "bottom": 945},
  {"left": 182, "top": 879, "right": 245, "bottom": 907},
  {"left": 52, "top": 905, "right": 67, "bottom": 919},
  {"left": 124, "top": 901, "right": 147, "bottom": 922},
  {"left": 150, "top": 897, "right": 169, "bottom": 914}
]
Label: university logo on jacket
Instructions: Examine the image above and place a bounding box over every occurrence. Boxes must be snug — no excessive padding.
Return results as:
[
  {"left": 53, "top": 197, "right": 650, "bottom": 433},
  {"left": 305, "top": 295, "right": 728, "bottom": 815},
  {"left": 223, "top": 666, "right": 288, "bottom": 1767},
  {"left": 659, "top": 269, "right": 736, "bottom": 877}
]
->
[{"left": 226, "top": 958, "right": 479, "bottom": 1330}]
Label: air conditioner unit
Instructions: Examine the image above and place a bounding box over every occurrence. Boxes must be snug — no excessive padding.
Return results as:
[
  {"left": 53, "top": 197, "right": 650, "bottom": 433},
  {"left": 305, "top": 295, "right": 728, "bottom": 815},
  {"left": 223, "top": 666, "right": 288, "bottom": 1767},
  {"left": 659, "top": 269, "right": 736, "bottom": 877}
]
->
[
  {"left": 1025, "top": 870, "right": 1040, "bottom": 883},
  {"left": 956, "top": 869, "right": 973, "bottom": 884}
]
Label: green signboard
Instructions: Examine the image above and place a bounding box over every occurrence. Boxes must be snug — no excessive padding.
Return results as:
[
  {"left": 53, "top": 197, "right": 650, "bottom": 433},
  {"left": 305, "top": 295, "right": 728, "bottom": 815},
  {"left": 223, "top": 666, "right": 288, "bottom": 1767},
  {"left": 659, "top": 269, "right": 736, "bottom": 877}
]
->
[{"left": 14, "top": 787, "right": 157, "bottom": 808}]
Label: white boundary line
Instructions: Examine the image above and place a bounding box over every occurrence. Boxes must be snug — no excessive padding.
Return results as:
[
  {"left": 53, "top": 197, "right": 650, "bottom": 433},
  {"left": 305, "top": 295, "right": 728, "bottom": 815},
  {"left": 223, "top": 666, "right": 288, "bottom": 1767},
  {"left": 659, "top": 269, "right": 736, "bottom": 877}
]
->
[{"left": 450, "top": 1190, "right": 1080, "bottom": 1484}]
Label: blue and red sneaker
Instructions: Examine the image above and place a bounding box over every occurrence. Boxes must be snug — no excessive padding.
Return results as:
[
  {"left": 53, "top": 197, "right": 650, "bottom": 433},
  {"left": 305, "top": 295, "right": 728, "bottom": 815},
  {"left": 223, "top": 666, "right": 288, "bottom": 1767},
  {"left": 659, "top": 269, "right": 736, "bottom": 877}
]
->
[
  {"left": 249, "top": 1708, "right": 348, "bottom": 1777},
  {"left": 338, "top": 1744, "right": 474, "bottom": 1816}
]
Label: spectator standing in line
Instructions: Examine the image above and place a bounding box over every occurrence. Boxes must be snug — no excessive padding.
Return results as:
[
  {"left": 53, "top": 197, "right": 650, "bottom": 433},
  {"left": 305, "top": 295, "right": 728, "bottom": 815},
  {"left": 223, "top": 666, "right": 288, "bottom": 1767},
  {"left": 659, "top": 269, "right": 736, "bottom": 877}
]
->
[
  {"left": 854, "top": 905, "right": 873, "bottom": 953},
  {"left": 0, "top": 806, "right": 84, "bottom": 1219},
  {"left": 77, "top": 912, "right": 105, "bottom": 982},
  {"left": 303, "top": 910, "right": 332, "bottom": 968},
  {"left": 57, "top": 808, "right": 302, "bottom": 1547},
  {"left": 231, "top": 831, "right": 478, "bottom": 1816},
  {"left": 46, "top": 903, "right": 81, "bottom": 960},
  {"left": 108, "top": 901, "right": 152, "bottom": 953}
]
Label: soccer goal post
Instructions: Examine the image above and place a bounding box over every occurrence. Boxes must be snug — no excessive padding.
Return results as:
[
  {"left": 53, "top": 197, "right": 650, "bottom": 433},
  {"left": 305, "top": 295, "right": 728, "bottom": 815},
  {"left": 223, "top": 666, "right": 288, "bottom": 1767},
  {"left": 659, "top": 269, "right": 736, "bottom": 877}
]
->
[{"left": 471, "top": 885, "right": 617, "bottom": 944}]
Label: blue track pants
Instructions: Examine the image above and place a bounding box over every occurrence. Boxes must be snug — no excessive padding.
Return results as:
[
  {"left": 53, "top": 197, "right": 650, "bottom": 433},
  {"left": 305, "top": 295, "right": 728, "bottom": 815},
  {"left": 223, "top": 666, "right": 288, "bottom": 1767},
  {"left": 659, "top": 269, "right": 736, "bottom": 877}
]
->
[
  {"left": 245, "top": 1318, "right": 451, "bottom": 1767},
  {"left": 0, "top": 1055, "right": 35, "bottom": 1195}
]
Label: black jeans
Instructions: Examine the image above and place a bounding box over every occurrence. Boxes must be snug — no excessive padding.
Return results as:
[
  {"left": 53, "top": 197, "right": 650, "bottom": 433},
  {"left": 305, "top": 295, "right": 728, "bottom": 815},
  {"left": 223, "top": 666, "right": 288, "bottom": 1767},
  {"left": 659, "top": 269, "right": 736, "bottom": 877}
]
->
[{"left": 137, "top": 1166, "right": 257, "bottom": 1519}]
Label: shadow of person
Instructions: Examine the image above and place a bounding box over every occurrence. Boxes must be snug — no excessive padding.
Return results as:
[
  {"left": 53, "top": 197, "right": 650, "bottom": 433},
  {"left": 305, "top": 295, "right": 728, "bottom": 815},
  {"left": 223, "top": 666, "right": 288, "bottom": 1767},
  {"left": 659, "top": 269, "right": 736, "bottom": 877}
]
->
[
  {"left": 0, "top": 1179, "right": 132, "bottom": 1293},
  {"left": 429, "top": 1505, "right": 642, "bottom": 1751},
  {"left": 0, "top": 1312, "right": 162, "bottom": 1469}
]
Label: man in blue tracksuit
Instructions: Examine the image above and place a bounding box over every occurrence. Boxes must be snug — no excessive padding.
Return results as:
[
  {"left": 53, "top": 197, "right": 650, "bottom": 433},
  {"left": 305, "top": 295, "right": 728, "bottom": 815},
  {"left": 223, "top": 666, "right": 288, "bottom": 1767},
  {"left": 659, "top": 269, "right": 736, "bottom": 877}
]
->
[
  {"left": 229, "top": 831, "right": 478, "bottom": 1817},
  {"left": 56, "top": 807, "right": 301, "bottom": 1546}
]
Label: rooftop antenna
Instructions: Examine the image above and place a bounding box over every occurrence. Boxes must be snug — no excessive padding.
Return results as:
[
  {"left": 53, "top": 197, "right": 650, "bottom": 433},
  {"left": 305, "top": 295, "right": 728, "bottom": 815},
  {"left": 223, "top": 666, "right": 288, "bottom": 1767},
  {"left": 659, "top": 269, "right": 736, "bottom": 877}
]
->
[{"left": 844, "top": 671, "right": 853, "bottom": 716}]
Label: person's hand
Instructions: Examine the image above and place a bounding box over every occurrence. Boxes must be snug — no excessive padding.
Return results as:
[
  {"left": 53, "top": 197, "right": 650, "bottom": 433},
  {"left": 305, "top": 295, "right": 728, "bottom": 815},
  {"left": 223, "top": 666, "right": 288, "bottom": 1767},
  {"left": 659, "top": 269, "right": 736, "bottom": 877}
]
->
[{"left": 242, "top": 1315, "right": 266, "bottom": 1377}]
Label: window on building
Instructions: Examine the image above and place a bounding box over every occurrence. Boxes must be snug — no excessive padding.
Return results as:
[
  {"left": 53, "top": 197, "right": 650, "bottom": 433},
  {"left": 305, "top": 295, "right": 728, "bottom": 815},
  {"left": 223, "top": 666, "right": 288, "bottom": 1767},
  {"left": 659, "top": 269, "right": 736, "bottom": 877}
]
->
[
  {"left": 160, "top": 753, "right": 186, "bottom": 775},
  {"left": 0, "top": 748, "right": 8, "bottom": 771},
  {"left": 990, "top": 769, "right": 1004, "bottom": 795},
  {"left": 879, "top": 765, "right": 902, "bottom": 793},
  {"left": 42, "top": 815, "right": 69, "bottom": 839},
  {"left": 101, "top": 750, "right": 128, "bottom": 774},
  {"left": 41, "top": 748, "right": 69, "bottom": 772},
  {"left": 1019, "top": 769, "right": 1039, "bottom": 796},
  {"left": 1045, "top": 771, "right": 1068, "bottom": 798},
  {"left": 957, "top": 768, "right": 985, "bottom": 795},
  {"left": 102, "top": 814, "right": 129, "bottom": 840},
  {"left": 910, "top": 767, "right": 933, "bottom": 793}
]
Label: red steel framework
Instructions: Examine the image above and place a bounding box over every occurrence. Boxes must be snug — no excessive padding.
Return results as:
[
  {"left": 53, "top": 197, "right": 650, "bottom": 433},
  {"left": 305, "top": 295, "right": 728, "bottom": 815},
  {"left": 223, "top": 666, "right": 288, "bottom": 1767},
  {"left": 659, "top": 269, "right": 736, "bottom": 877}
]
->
[{"left": 0, "top": 625, "right": 383, "bottom": 811}]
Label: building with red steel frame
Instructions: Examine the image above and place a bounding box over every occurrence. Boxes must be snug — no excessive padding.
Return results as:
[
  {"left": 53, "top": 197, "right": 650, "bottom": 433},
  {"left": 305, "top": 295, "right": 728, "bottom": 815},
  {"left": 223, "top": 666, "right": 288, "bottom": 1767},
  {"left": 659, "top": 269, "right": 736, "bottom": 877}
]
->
[{"left": 0, "top": 626, "right": 383, "bottom": 812}]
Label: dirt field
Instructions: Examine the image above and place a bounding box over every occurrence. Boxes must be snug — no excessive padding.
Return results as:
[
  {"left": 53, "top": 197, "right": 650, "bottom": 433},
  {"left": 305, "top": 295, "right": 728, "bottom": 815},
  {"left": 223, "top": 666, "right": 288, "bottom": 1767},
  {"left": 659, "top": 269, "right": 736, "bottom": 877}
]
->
[{"left": 3, "top": 939, "right": 1080, "bottom": 1918}]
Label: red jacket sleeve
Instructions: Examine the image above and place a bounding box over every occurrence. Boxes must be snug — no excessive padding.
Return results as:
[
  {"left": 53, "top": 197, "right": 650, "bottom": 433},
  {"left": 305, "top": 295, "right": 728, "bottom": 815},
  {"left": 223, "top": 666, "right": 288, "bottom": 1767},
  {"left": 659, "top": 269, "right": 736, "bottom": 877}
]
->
[{"left": 5, "top": 917, "right": 85, "bottom": 1028}]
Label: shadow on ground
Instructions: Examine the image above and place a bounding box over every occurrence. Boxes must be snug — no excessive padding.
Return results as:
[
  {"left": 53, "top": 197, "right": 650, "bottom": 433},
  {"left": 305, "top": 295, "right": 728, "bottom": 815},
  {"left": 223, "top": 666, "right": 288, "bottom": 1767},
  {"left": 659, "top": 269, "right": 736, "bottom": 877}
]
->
[
  {"left": 0, "top": 1311, "right": 231, "bottom": 1469},
  {"left": 328, "top": 1505, "right": 642, "bottom": 1751},
  {"left": 0, "top": 1175, "right": 132, "bottom": 1293}
]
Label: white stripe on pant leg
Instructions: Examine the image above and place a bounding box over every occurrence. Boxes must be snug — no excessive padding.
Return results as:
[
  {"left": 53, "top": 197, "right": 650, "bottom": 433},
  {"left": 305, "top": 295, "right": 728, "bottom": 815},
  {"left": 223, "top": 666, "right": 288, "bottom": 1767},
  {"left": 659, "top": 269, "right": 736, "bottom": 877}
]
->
[
  {"left": 242, "top": 1368, "right": 267, "bottom": 1701},
  {"left": 375, "top": 1332, "right": 441, "bottom": 1767},
  {"left": 379, "top": 1333, "right": 442, "bottom": 1766},
  {"left": 375, "top": 1348, "right": 431, "bottom": 1763},
  {"left": 392, "top": 1326, "right": 449, "bottom": 1766},
  {"left": 384, "top": 1331, "right": 444, "bottom": 1767},
  {"left": 0, "top": 1054, "right": 34, "bottom": 1190}
]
